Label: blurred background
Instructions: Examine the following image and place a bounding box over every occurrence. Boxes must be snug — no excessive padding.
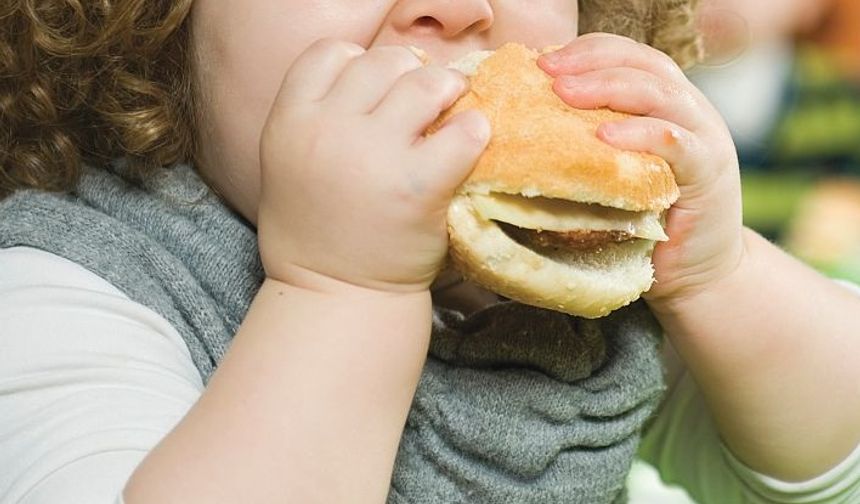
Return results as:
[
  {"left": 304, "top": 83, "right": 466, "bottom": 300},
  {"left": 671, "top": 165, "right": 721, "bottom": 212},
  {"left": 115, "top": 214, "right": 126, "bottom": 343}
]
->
[
  {"left": 692, "top": 0, "right": 860, "bottom": 283},
  {"left": 630, "top": 0, "right": 860, "bottom": 501}
]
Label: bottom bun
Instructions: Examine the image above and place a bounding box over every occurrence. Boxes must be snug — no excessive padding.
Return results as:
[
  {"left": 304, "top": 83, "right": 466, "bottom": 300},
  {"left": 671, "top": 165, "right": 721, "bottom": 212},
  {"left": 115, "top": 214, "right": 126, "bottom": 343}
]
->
[{"left": 447, "top": 194, "right": 657, "bottom": 319}]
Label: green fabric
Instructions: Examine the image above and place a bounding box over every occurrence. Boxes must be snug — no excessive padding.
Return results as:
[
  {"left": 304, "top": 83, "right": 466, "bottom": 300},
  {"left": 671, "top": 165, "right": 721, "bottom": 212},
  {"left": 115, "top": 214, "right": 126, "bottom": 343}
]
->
[{"left": 0, "top": 162, "right": 665, "bottom": 503}]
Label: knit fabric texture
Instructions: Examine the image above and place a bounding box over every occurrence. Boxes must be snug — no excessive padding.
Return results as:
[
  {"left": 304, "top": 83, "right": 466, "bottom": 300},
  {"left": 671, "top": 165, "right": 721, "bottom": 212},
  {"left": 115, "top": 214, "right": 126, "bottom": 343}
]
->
[{"left": 0, "top": 163, "right": 666, "bottom": 503}]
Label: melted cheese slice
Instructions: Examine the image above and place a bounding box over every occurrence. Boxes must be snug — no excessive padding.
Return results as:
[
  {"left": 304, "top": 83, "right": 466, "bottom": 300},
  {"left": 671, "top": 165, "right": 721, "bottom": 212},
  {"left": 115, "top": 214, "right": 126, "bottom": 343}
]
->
[{"left": 470, "top": 193, "right": 668, "bottom": 241}]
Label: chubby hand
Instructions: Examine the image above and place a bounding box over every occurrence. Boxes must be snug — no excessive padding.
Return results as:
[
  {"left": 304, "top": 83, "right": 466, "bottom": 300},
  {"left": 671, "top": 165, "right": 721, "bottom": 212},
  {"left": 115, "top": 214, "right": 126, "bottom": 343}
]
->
[
  {"left": 258, "top": 39, "right": 491, "bottom": 295},
  {"left": 538, "top": 33, "right": 745, "bottom": 308}
]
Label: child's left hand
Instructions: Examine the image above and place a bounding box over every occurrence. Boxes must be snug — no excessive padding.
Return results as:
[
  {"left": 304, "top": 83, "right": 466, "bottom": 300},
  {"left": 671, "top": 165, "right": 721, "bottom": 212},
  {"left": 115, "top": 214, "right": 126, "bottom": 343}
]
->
[
  {"left": 541, "top": 35, "right": 860, "bottom": 485},
  {"left": 538, "top": 33, "right": 745, "bottom": 309}
]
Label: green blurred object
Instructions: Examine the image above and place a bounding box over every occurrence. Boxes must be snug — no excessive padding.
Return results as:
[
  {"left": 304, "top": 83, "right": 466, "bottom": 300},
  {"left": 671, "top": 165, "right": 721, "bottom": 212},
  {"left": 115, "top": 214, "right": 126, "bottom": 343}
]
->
[
  {"left": 740, "top": 171, "right": 813, "bottom": 238},
  {"left": 768, "top": 45, "right": 860, "bottom": 170},
  {"left": 774, "top": 97, "right": 860, "bottom": 162},
  {"left": 827, "top": 260, "right": 860, "bottom": 285}
]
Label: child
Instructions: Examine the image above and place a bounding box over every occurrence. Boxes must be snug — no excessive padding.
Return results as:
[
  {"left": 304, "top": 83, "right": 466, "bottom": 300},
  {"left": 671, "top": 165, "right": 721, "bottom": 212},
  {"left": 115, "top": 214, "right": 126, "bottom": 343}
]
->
[{"left": 1, "top": 1, "right": 859, "bottom": 504}]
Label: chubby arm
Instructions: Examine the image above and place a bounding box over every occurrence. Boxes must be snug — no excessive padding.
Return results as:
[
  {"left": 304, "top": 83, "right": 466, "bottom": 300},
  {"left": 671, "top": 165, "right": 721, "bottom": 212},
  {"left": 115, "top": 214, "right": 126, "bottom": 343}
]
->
[
  {"left": 129, "top": 38, "right": 487, "bottom": 503},
  {"left": 541, "top": 33, "right": 860, "bottom": 484},
  {"left": 124, "top": 279, "right": 431, "bottom": 503},
  {"left": 651, "top": 228, "right": 860, "bottom": 481}
]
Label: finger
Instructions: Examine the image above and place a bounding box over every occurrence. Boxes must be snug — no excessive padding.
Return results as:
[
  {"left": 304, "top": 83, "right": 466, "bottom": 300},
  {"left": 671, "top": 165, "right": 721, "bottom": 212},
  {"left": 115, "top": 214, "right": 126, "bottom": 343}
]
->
[
  {"left": 596, "top": 116, "right": 704, "bottom": 187},
  {"left": 323, "top": 45, "right": 424, "bottom": 114},
  {"left": 416, "top": 109, "right": 491, "bottom": 197},
  {"left": 538, "top": 33, "right": 685, "bottom": 81},
  {"left": 278, "top": 38, "right": 365, "bottom": 105},
  {"left": 553, "top": 67, "right": 712, "bottom": 133},
  {"left": 372, "top": 66, "right": 468, "bottom": 139}
]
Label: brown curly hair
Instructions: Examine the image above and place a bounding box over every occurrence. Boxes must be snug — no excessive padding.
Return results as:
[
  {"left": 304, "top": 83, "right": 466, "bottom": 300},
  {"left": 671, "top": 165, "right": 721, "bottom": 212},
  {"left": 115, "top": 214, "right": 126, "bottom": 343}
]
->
[{"left": 0, "top": 0, "right": 701, "bottom": 199}]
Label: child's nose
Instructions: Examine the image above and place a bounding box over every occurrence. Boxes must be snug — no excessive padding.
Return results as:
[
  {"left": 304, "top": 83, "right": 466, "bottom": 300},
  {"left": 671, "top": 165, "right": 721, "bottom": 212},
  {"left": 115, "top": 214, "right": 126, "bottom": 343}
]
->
[{"left": 391, "top": 0, "right": 494, "bottom": 38}]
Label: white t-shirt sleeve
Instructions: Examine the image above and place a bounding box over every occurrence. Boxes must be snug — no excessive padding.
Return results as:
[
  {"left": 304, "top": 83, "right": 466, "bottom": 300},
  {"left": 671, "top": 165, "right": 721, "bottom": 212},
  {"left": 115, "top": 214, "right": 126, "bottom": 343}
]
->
[
  {"left": 639, "top": 278, "right": 860, "bottom": 504},
  {"left": 0, "top": 247, "right": 205, "bottom": 504}
]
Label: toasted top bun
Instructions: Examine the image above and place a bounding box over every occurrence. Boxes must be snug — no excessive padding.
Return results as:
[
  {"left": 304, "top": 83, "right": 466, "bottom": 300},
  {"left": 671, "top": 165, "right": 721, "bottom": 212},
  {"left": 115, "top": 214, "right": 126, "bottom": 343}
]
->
[
  {"left": 441, "top": 43, "right": 679, "bottom": 212},
  {"left": 439, "top": 43, "right": 679, "bottom": 318}
]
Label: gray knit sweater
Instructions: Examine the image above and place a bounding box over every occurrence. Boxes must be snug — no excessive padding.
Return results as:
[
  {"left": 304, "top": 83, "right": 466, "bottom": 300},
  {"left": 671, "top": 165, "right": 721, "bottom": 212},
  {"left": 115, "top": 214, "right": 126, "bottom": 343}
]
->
[{"left": 0, "top": 162, "right": 666, "bottom": 503}]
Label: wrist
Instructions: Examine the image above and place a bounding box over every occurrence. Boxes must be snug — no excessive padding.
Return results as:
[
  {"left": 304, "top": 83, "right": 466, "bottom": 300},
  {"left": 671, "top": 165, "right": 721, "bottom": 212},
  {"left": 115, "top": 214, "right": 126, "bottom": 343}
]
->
[
  {"left": 264, "top": 267, "right": 432, "bottom": 300},
  {"left": 259, "top": 277, "right": 433, "bottom": 324},
  {"left": 643, "top": 228, "right": 860, "bottom": 481},
  {"left": 646, "top": 227, "right": 758, "bottom": 325}
]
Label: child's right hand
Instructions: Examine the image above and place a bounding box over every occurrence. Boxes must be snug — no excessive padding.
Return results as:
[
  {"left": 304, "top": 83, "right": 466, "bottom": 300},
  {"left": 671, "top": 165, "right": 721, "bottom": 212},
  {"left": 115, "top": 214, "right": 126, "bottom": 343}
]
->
[{"left": 257, "top": 39, "right": 491, "bottom": 295}]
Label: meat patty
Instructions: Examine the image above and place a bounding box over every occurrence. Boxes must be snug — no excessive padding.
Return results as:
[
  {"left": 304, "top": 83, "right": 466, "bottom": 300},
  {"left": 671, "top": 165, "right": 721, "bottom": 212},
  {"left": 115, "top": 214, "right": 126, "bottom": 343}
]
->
[{"left": 497, "top": 221, "right": 634, "bottom": 251}]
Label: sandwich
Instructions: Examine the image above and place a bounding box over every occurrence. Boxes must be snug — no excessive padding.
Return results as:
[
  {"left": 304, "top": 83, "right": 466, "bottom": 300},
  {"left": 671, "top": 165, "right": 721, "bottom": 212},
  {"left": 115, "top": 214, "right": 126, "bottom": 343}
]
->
[{"left": 436, "top": 43, "right": 679, "bottom": 319}]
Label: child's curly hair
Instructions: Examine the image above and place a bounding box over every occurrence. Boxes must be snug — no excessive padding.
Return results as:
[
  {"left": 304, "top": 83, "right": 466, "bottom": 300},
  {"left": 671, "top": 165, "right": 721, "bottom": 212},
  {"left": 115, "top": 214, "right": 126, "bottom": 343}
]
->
[{"left": 0, "top": 0, "right": 701, "bottom": 199}]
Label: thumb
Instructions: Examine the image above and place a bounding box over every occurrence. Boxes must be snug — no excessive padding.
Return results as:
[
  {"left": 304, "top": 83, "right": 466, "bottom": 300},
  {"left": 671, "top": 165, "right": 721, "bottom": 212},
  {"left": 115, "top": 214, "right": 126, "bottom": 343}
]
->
[{"left": 418, "top": 109, "right": 491, "bottom": 197}]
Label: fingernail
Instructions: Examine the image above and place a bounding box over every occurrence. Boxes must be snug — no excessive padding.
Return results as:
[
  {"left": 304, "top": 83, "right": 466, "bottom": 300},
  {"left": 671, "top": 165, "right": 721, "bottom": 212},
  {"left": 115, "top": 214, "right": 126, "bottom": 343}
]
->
[
  {"left": 452, "top": 70, "right": 469, "bottom": 91},
  {"left": 540, "top": 51, "right": 561, "bottom": 63},
  {"left": 663, "top": 127, "right": 682, "bottom": 146},
  {"left": 538, "top": 52, "right": 563, "bottom": 71},
  {"left": 558, "top": 75, "right": 581, "bottom": 89},
  {"left": 464, "top": 112, "right": 491, "bottom": 145},
  {"left": 597, "top": 123, "right": 616, "bottom": 140},
  {"left": 473, "top": 115, "right": 491, "bottom": 144}
]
